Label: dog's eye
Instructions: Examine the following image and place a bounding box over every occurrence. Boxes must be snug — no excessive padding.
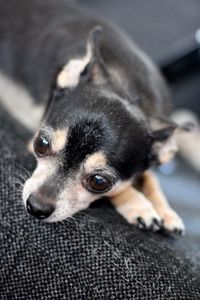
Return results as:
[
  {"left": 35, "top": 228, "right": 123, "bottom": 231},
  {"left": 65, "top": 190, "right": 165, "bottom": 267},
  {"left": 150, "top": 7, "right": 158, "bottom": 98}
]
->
[
  {"left": 34, "top": 136, "right": 50, "bottom": 156},
  {"left": 86, "top": 175, "right": 111, "bottom": 193}
]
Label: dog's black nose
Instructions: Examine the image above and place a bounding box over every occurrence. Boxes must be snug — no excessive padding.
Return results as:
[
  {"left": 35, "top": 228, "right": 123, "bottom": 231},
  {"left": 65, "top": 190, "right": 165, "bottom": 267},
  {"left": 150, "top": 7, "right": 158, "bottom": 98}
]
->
[{"left": 26, "top": 194, "right": 55, "bottom": 220}]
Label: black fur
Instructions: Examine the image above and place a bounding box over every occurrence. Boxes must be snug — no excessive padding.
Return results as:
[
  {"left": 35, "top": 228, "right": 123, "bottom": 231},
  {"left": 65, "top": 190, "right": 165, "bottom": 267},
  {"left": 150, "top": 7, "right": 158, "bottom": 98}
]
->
[
  {"left": 45, "top": 83, "right": 153, "bottom": 179},
  {"left": 0, "top": 0, "right": 177, "bottom": 182},
  {"left": 0, "top": 0, "right": 169, "bottom": 109}
]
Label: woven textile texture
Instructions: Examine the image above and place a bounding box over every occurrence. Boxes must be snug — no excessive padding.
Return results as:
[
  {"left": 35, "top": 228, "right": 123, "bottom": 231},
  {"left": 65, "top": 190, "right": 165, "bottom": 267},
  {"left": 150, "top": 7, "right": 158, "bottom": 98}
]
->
[{"left": 0, "top": 109, "right": 200, "bottom": 299}]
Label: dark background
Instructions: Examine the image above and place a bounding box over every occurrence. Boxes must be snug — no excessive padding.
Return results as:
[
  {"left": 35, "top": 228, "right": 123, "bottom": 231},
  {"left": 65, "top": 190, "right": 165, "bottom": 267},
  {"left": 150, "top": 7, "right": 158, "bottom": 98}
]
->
[
  {"left": 81, "top": 0, "right": 200, "bottom": 63},
  {"left": 80, "top": 0, "right": 200, "bottom": 114}
]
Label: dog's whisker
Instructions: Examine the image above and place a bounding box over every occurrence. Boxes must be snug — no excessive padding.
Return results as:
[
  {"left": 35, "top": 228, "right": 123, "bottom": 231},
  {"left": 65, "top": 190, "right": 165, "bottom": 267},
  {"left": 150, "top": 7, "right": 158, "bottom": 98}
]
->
[
  {"left": 12, "top": 164, "right": 32, "bottom": 177},
  {"left": 13, "top": 172, "right": 30, "bottom": 182},
  {"left": 76, "top": 211, "right": 96, "bottom": 221},
  {"left": 11, "top": 177, "right": 27, "bottom": 187},
  {"left": 12, "top": 171, "right": 30, "bottom": 183},
  {"left": 65, "top": 216, "right": 80, "bottom": 227},
  {"left": 11, "top": 178, "right": 25, "bottom": 189}
]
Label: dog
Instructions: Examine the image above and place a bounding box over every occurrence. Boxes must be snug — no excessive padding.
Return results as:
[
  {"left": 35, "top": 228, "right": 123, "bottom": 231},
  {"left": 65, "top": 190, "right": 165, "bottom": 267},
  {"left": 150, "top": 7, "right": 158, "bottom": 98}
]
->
[{"left": 0, "top": 0, "right": 192, "bottom": 233}]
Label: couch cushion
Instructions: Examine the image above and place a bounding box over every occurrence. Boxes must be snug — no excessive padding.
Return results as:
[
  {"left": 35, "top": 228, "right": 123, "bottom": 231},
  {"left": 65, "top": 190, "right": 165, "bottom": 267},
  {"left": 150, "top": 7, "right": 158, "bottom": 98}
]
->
[{"left": 0, "top": 109, "right": 199, "bottom": 299}]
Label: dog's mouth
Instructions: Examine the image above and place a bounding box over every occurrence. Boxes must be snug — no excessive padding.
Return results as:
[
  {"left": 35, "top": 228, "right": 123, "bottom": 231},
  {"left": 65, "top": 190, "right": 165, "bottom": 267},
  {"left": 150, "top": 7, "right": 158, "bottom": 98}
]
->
[{"left": 23, "top": 179, "right": 102, "bottom": 222}]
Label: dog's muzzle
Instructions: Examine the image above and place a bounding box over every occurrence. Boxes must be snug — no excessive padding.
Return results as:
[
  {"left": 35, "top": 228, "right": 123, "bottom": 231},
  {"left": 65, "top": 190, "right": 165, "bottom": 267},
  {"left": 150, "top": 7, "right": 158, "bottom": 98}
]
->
[{"left": 26, "top": 194, "right": 55, "bottom": 220}]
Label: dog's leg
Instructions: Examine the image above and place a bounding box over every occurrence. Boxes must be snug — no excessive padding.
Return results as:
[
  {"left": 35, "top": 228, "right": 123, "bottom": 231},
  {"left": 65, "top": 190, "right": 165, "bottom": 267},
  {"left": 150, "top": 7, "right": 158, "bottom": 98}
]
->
[
  {"left": 139, "top": 171, "right": 185, "bottom": 234},
  {"left": 111, "top": 185, "right": 162, "bottom": 231}
]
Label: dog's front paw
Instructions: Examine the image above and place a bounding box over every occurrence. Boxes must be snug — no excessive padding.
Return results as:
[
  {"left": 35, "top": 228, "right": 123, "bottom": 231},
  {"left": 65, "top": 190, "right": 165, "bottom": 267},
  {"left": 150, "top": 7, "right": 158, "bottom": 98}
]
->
[
  {"left": 116, "top": 195, "right": 162, "bottom": 231},
  {"left": 133, "top": 209, "right": 163, "bottom": 232},
  {"left": 159, "top": 208, "right": 185, "bottom": 235}
]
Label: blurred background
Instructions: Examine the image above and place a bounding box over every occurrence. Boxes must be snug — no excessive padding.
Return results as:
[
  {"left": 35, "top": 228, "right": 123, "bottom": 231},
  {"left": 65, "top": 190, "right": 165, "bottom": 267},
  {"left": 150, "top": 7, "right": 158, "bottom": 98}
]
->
[{"left": 80, "top": 0, "right": 200, "bottom": 250}]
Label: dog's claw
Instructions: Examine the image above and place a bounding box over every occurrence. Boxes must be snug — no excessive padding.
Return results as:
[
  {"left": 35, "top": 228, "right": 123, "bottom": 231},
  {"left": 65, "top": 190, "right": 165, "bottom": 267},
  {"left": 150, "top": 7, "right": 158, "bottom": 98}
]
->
[
  {"left": 136, "top": 217, "right": 162, "bottom": 231},
  {"left": 153, "top": 218, "right": 163, "bottom": 229},
  {"left": 162, "top": 227, "right": 185, "bottom": 236},
  {"left": 137, "top": 217, "right": 146, "bottom": 228},
  {"left": 173, "top": 228, "right": 184, "bottom": 236}
]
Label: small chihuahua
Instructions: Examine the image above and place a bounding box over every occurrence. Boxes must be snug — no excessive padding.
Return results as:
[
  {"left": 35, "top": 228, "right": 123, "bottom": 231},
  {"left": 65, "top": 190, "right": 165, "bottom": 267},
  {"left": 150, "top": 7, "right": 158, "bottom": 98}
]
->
[{"left": 0, "top": 0, "right": 192, "bottom": 233}]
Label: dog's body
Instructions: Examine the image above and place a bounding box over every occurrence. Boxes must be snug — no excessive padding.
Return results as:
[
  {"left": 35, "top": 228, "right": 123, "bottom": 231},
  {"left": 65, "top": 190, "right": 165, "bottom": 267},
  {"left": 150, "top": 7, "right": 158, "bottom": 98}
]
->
[
  {"left": 0, "top": 0, "right": 169, "bottom": 125},
  {"left": 0, "top": 0, "right": 188, "bottom": 233}
]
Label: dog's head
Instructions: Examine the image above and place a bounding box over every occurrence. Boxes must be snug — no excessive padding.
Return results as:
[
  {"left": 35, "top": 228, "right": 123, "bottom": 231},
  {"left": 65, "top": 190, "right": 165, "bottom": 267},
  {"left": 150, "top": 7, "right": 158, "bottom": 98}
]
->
[{"left": 23, "top": 27, "right": 192, "bottom": 221}]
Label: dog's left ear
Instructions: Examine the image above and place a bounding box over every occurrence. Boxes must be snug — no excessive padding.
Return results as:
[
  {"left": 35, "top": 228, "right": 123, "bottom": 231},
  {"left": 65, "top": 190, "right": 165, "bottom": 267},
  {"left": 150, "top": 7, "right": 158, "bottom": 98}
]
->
[
  {"left": 150, "top": 117, "right": 193, "bottom": 165},
  {"left": 57, "top": 26, "right": 108, "bottom": 89}
]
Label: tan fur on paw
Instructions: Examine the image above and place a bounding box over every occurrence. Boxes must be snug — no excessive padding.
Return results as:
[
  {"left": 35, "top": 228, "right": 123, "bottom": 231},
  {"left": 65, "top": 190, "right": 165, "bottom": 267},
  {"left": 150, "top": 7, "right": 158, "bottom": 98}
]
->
[
  {"left": 112, "top": 189, "right": 162, "bottom": 231},
  {"left": 159, "top": 208, "right": 185, "bottom": 235},
  {"left": 138, "top": 171, "right": 185, "bottom": 235}
]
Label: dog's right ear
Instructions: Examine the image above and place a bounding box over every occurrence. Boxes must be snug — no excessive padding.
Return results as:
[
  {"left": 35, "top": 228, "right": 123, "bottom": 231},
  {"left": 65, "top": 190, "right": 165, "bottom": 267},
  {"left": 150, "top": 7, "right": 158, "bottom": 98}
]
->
[{"left": 57, "top": 26, "right": 108, "bottom": 89}]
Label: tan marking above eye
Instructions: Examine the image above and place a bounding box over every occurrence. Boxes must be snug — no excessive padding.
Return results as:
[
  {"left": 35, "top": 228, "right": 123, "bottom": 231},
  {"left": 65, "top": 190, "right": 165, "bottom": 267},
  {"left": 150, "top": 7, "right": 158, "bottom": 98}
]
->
[
  {"left": 52, "top": 129, "right": 68, "bottom": 153},
  {"left": 84, "top": 151, "right": 107, "bottom": 173}
]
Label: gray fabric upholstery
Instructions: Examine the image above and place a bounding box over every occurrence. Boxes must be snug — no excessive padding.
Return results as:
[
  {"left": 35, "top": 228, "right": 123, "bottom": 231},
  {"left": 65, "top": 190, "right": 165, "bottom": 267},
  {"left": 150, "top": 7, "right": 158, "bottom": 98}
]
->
[{"left": 0, "top": 108, "right": 200, "bottom": 299}]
